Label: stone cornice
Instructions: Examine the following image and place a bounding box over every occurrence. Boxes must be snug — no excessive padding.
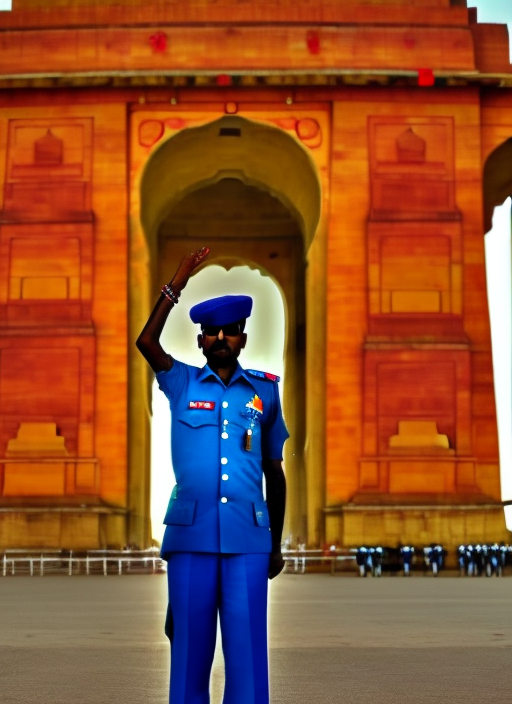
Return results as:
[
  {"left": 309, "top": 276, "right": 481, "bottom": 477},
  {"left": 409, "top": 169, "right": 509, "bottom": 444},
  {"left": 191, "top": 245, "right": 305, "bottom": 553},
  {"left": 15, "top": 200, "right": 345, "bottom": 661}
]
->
[{"left": 0, "top": 69, "right": 510, "bottom": 91}]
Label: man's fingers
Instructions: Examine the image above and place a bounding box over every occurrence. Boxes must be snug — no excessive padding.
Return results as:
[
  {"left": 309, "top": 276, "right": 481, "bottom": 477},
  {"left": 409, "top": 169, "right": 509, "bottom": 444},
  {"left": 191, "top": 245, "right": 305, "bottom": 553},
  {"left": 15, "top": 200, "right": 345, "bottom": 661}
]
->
[
  {"left": 193, "top": 247, "right": 210, "bottom": 264},
  {"left": 269, "top": 564, "right": 284, "bottom": 579},
  {"left": 268, "top": 553, "right": 285, "bottom": 580},
  {"left": 171, "top": 248, "right": 210, "bottom": 288},
  {"left": 185, "top": 247, "right": 209, "bottom": 269}
]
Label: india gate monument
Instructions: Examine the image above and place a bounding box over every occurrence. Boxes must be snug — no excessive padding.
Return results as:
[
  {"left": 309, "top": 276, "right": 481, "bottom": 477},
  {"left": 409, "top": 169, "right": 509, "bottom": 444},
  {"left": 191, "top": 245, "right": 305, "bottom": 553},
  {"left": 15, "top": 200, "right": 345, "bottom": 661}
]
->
[{"left": 0, "top": 0, "right": 510, "bottom": 560}]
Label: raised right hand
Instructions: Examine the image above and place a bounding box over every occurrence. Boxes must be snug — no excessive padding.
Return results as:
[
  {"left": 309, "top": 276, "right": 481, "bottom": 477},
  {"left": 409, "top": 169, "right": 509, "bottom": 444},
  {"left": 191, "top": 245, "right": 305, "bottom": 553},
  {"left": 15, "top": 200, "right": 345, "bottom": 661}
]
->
[{"left": 171, "top": 247, "right": 210, "bottom": 290}]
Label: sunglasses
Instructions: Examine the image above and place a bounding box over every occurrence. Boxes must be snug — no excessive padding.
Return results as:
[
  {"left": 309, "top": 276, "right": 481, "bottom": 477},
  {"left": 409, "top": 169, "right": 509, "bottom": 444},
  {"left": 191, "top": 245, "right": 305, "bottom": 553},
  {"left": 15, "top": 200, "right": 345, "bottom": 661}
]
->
[{"left": 202, "top": 322, "right": 241, "bottom": 336}]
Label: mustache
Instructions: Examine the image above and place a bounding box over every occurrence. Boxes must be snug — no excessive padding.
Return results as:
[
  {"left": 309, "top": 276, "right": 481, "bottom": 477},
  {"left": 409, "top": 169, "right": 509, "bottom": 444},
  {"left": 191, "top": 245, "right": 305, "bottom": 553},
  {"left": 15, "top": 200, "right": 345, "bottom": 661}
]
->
[{"left": 209, "top": 339, "right": 230, "bottom": 352}]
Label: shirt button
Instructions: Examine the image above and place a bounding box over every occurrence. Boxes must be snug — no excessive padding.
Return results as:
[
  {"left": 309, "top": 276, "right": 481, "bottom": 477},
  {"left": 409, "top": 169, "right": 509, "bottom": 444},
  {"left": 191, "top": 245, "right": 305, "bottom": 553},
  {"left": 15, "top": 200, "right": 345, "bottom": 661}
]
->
[
  {"left": 223, "top": 419, "right": 229, "bottom": 426},
  {"left": 221, "top": 457, "right": 228, "bottom": 465},
  {"left": 222, "top": 401, "right": 228, "bottom": 408},
  {"left": 221, "top": 497, "right": 228, "bottom": 503},
  {"left": 221, "top": 432, "right": 229, "bottom": 440},
  {"left": 222, "top": 474, "right": 229, "bottom": 481}
]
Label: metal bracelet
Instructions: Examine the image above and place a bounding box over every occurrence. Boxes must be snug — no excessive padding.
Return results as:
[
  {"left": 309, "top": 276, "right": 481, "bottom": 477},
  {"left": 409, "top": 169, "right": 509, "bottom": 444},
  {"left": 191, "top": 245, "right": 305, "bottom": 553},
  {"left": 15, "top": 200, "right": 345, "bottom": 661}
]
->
[{"left": 161, "top": 284, "right": 180, "bottom": 305}]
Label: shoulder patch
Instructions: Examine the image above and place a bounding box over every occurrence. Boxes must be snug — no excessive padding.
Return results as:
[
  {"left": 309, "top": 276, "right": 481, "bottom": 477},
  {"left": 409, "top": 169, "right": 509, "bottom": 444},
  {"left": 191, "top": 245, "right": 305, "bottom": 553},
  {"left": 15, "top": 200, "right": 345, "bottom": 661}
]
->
[{"left": 246, "top": 369, "right": 281, "bottom": 382}]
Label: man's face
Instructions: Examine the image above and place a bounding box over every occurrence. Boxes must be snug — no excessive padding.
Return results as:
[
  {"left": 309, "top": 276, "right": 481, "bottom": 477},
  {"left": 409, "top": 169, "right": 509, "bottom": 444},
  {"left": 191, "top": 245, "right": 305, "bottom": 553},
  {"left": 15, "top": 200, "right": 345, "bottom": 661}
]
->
[{"left": 198, "top": 322, "right": 247, "bottom": 367}]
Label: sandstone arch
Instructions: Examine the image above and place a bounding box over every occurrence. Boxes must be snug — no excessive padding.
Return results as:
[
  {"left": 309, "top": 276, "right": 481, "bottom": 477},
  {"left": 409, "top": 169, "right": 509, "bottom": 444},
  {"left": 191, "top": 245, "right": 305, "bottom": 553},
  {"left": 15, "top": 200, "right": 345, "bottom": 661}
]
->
[{"left": 130, "top": 115, "right": 323, "bottom": 546}]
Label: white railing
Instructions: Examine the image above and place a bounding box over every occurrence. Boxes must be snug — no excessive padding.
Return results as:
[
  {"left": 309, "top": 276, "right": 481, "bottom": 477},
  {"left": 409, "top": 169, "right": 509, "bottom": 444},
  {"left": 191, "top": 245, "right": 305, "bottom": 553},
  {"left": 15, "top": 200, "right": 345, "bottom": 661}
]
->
[
  {"left": 283, "top": 549, "right": 356, "bottom": 575},
  {"left": 2, "top": 548, "right": 357, "bottom": 577},
  {"left": 1, "top": 548, "right": 165, "bottom": 576}
]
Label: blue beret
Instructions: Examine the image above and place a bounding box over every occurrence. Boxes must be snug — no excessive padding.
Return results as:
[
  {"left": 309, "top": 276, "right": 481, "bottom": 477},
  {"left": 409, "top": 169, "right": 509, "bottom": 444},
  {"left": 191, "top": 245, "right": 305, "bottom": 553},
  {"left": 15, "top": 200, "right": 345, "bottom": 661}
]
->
[{"left": 189, "top": 295, "right": 253, "bottom": 327}]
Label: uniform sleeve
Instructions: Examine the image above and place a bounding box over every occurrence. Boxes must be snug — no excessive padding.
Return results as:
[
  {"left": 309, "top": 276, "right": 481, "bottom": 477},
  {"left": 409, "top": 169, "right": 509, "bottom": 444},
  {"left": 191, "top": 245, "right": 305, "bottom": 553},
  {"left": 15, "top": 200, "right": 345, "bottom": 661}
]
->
[
  {"left": 262, "top": 382, "right": 289, "bottom": 460},
  {"left": 155, "top": 359, "right": 189, "bottom": 406}
]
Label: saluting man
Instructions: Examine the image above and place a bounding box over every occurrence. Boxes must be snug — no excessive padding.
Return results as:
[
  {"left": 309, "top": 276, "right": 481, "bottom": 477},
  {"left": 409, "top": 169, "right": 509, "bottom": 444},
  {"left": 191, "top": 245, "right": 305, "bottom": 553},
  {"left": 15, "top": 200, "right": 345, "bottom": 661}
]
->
[{"left": 136, "top": 247, "right": 288, "bottom": 704}]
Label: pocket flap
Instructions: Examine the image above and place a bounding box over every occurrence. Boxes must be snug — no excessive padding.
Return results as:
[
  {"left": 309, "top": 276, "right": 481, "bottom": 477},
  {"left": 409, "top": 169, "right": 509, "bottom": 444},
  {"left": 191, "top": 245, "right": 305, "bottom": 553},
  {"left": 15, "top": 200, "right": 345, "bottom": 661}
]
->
[
  {"left": 163, "top": 498, "right": 197, "bottom": 525},
  {"left": 177, "top": 414, "right": 217, "bottom": 429}
]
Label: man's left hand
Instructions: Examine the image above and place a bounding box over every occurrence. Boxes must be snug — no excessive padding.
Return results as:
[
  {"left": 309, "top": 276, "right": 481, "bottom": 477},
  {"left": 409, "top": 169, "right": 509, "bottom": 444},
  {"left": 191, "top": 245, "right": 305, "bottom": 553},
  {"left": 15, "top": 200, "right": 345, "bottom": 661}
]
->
[{"left": 268, "top": 550, "right": 285, "bottom": 579}]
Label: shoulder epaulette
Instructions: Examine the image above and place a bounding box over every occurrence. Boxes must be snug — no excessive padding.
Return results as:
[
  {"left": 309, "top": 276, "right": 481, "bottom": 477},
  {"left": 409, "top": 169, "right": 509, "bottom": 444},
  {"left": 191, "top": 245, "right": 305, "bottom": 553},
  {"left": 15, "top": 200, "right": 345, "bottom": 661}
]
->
[{"left": 246, "top": 369, "right": 281, "bottom": 382}]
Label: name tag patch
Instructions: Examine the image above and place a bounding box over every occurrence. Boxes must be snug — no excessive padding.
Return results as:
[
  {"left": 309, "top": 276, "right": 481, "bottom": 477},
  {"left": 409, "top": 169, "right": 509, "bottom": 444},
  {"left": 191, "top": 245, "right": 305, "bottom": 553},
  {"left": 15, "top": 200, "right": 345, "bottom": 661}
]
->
[{"left": 188, "top": 401, "right": 216, "bottom": 410}]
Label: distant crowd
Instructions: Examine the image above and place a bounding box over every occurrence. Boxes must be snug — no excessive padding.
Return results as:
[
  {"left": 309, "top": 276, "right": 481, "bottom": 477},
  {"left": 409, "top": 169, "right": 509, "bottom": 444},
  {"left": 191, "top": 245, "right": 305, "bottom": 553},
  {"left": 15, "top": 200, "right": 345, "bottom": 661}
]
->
[
  {"left": 354, "top": 542, "right": 511, "bottom": 577},
  {"left": 456, "top": 543, "right": 510, "bottom": 577}
]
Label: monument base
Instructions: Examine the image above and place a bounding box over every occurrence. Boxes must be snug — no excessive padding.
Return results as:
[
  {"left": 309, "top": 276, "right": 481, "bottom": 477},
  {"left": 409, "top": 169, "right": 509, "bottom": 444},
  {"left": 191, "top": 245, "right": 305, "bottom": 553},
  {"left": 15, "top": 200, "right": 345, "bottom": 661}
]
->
[
  {"left": 325, "top": 496, "right": 510, "bottom": 569},
  {"left": 0, "top": 502, "right": 127, "bottom": 550}
]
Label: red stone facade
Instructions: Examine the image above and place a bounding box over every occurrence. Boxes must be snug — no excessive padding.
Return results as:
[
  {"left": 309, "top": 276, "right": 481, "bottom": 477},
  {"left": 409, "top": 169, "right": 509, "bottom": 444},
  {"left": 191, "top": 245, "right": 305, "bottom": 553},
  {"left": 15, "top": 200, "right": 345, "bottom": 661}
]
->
[{"left": 0, "top": 0, "right": 510, "bottom": 552}]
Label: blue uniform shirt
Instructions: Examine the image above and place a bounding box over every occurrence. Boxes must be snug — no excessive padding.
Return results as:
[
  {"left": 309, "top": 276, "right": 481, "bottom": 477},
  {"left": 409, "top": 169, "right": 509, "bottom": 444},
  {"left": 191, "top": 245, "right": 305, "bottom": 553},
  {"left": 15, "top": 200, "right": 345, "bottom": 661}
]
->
[{"left": 156, "top": 359, "right": 289, "bottom": 557}]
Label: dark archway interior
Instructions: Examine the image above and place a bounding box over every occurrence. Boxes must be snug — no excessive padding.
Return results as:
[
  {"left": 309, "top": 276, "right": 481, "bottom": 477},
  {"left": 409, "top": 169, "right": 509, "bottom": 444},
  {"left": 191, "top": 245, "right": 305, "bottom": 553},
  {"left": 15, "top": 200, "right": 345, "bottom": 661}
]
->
[{"left": 158, "top": 177, "right": 301, "bottom": 242}]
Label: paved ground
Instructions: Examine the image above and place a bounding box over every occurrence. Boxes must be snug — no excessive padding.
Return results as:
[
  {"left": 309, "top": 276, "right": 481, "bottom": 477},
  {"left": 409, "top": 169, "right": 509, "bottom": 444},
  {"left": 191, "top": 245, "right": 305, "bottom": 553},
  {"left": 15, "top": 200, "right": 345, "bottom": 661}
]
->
[{"left": 1, "top": 572, "right": 511, "bottom": 704}]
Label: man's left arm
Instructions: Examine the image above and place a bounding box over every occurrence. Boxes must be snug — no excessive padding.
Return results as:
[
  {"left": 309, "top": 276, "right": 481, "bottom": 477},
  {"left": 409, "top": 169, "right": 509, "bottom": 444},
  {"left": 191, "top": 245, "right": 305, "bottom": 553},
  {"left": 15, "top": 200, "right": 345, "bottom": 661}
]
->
[{"left": 263, "top": 458, "right": 287, "bottom": 579}]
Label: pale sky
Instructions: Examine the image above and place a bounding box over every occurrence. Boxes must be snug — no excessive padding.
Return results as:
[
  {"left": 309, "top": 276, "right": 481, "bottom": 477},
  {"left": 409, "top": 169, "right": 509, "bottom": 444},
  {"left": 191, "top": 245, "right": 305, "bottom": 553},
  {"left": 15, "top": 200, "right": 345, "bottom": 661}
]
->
[{"left": 468, "top": 0, "right": 512, "bottom": 57}]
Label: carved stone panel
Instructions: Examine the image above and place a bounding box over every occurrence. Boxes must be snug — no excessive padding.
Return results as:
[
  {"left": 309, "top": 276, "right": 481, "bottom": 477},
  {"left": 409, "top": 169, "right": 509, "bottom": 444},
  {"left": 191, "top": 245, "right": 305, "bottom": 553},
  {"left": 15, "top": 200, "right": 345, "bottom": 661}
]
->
[
  {"left": 0, "top": 335, "right": 97, "bottom": 499},
  {"left": 3, "top": 118, "right": 93, "bottom": 220},
  {"left": 368, "top": 116, "right": 458, "bottom": 221},
  {"left": 367, "top": 116, "right": 463, "bottom": 338},
  {"left": 360, "top": 346, "right": 474, "bottom": 495},
  {"left": 0, "top": 223, "right": 94, "bottom": 327}
]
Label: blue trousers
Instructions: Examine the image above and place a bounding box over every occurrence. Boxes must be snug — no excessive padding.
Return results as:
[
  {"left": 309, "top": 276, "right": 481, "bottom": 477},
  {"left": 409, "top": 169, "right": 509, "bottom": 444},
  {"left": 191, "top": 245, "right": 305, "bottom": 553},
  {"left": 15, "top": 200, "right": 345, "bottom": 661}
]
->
[{"left": 166, "top": 552, "right": 270, "bottom": 704}]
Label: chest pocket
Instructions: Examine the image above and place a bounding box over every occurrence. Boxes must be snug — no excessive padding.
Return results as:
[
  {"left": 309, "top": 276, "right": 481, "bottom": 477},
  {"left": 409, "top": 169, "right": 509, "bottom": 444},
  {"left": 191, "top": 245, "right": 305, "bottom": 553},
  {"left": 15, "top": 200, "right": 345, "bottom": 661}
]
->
[{"left": 174, "top": 409, "right": 218, "bottom": 428}]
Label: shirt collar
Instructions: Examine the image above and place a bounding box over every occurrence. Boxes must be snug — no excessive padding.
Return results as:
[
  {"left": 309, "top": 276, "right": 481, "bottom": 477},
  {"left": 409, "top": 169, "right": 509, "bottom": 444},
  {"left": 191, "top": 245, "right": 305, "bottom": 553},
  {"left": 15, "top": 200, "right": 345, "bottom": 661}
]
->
[{"left": 197, "top": 362, "right": 256, "bottom": 390}]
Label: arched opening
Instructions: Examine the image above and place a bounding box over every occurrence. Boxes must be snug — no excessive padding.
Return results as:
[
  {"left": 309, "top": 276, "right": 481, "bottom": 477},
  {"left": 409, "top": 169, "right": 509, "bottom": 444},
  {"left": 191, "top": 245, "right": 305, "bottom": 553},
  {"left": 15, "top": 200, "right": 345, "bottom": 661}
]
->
[
  {"left": 139, "top": 115, "right": 321, "bottom": 257},
  {"left": 130, "top": 115, "right": 323, "bottom": 548},
  {"left": 483, "top": 141, "right": 512, "bottom": 529}
]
